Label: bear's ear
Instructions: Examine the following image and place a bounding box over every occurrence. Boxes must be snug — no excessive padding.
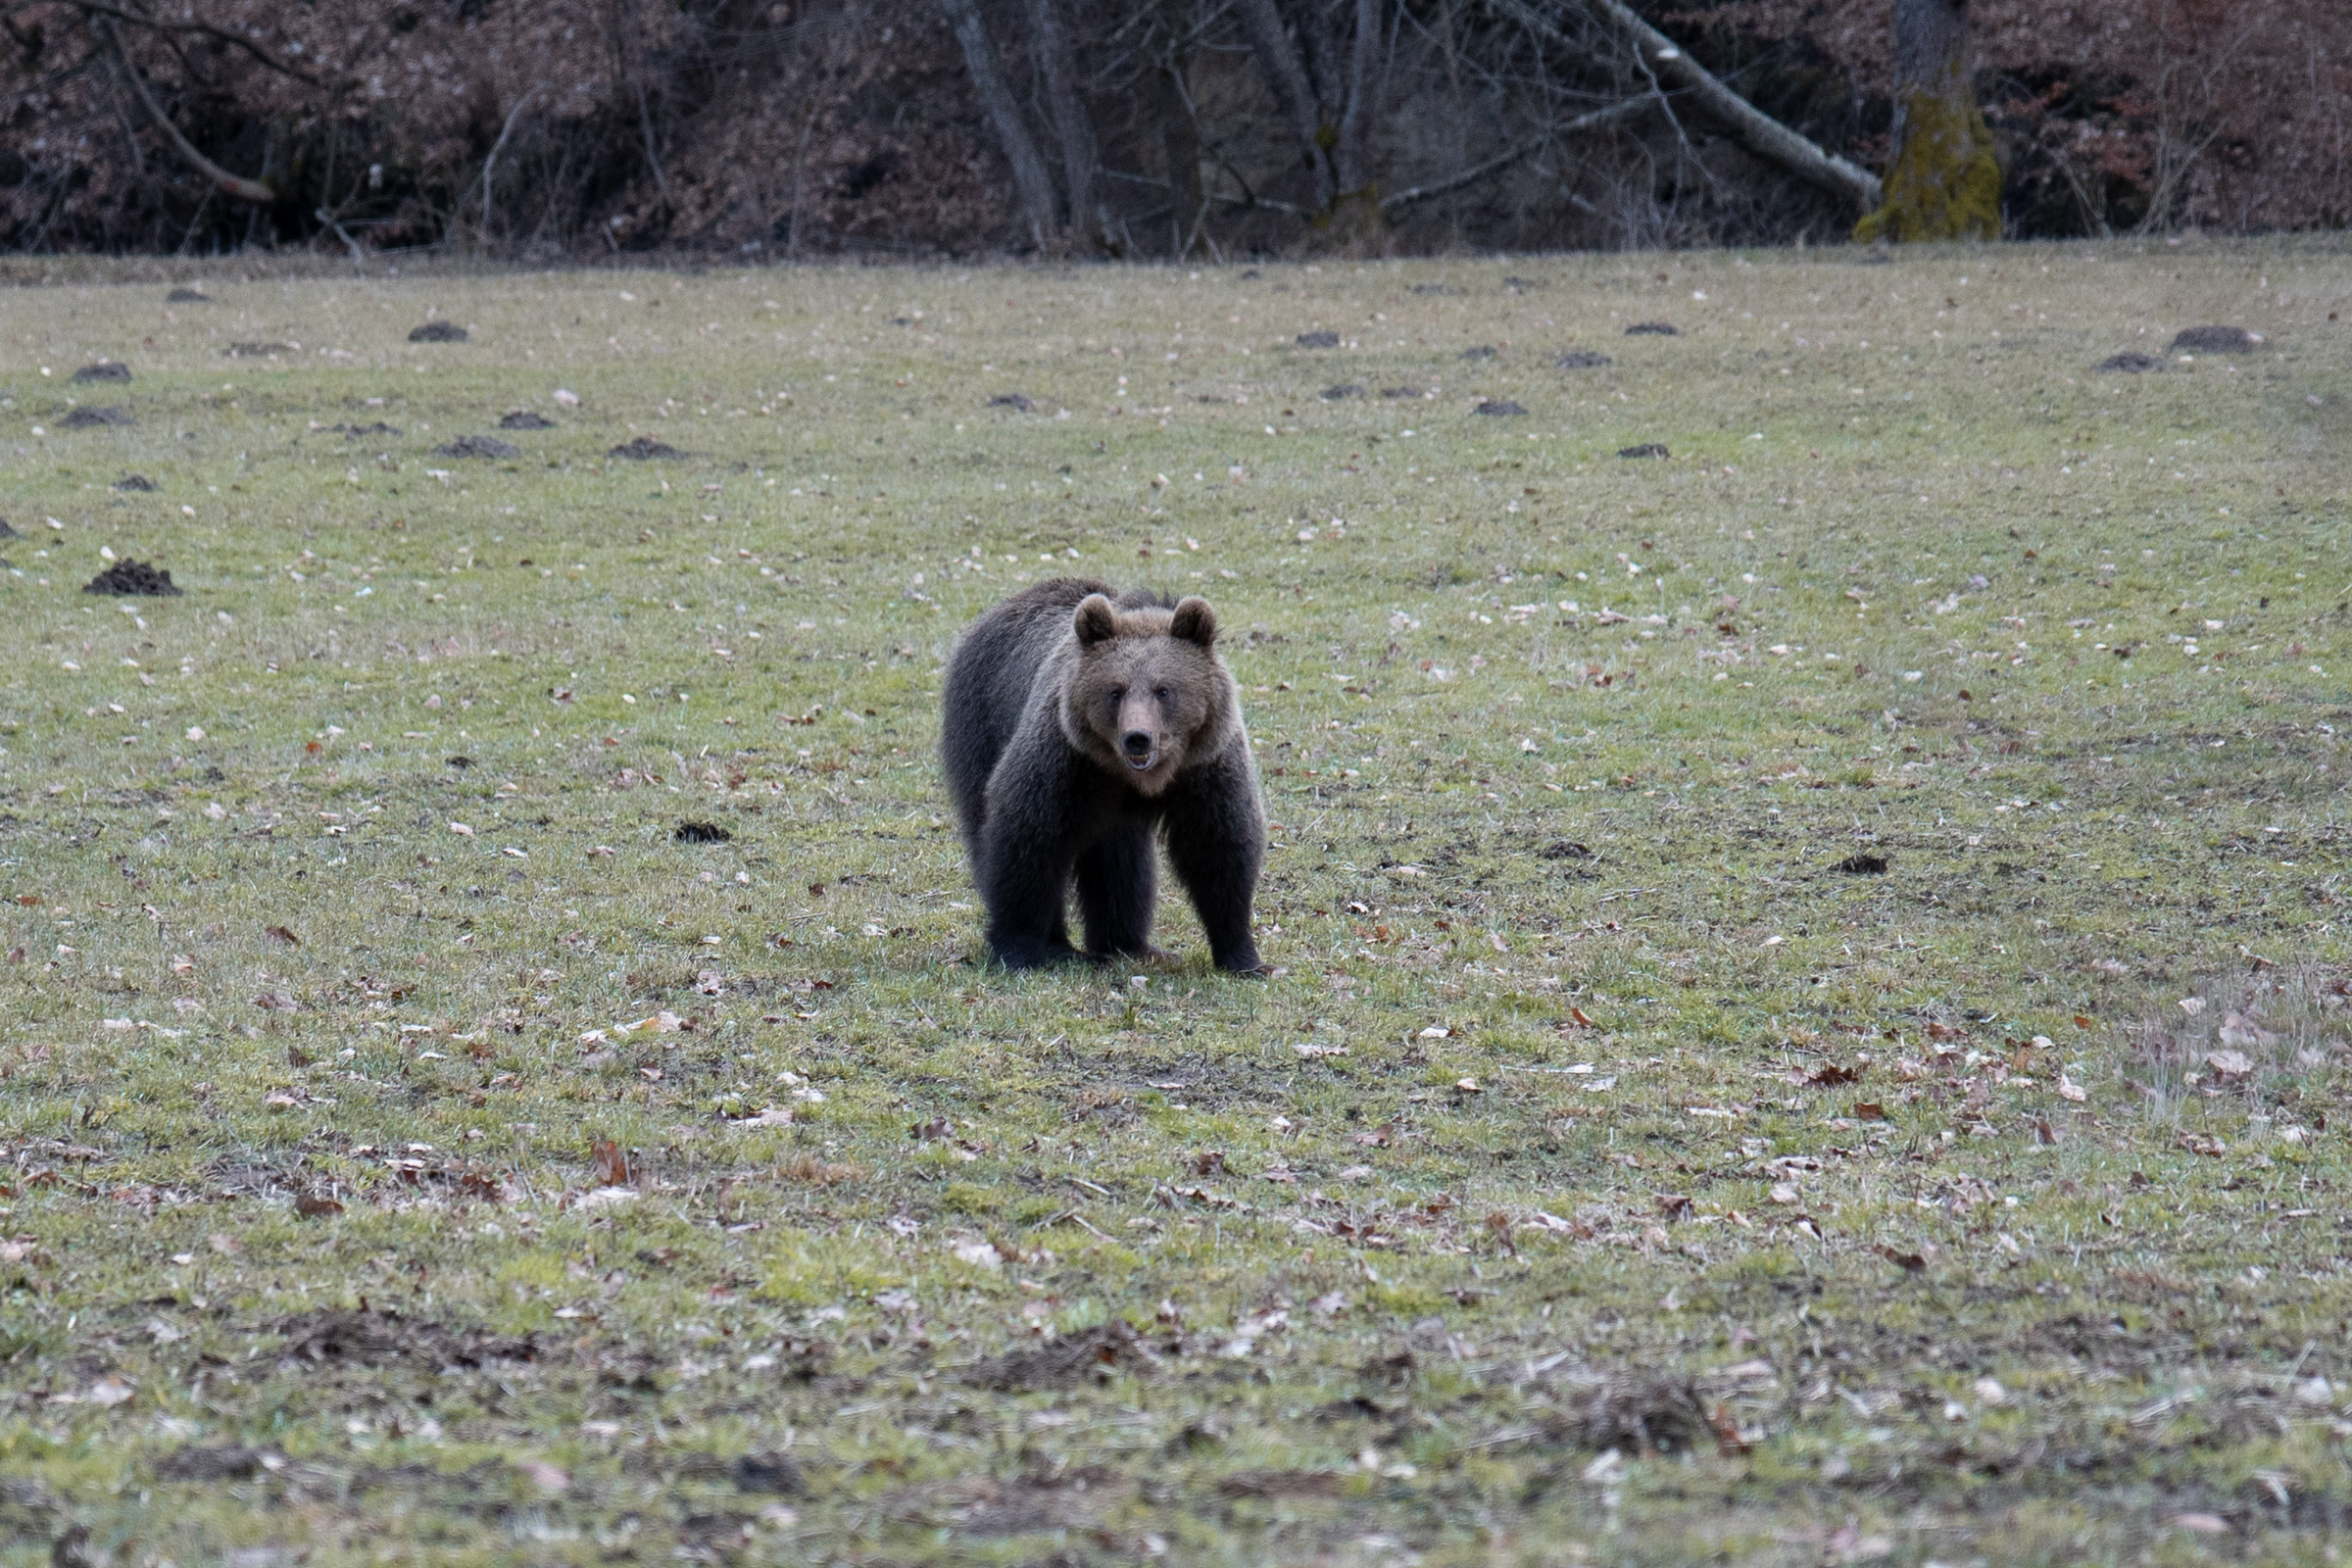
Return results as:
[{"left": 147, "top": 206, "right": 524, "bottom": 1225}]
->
[
  {"left": 1073, "top": 593, "right": 1119, "bottom": 647},
  {"left": 1168, "top": 596, "right": 1217, "bottom": 648}
]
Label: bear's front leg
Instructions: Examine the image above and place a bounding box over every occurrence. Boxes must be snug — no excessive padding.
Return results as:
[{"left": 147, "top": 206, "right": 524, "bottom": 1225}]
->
[
  {"left": 977, "top": 748, "right": 1085, "bottom": 969},
  {"left": 1161, "top": 750, "right": 1268, "bottom": 974}
]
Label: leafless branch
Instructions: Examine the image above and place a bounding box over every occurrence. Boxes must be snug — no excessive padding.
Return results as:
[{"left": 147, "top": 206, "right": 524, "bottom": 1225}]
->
[
  {"left": 1501, "top": 0, "right": 1881, "bottom": 214},
  {"left": 99, "top": 17, "right": 273, "bottom": 204},
  {"left": 64, "top": 0, "right": 324, "bottom": 88},
  {"left": 1381, "top": 93, "right": 1650, "bottom": 212}
]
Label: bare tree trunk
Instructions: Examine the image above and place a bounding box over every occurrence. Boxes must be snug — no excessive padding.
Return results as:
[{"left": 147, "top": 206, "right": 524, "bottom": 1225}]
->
[
  {"left": 1328, "top": 0, "right": 1387, "bottom": 242},
  {"left": 1237, "top": 0, "right": 1337, "bottom": 213},
  {"left": 1155, "top": 43, "right": 1206, "bottom": 258},
  {"left": 939, "top": 0, "right": 1061, "bottom": 250},
  {"left": 1854, "top": 0, "right": 2000, "bottom": 240},
  {"left": 1333, "top": 0, "right": 1382, "bottom": 195},
  {"left": 1023, "top": 0, "right": 1102, "bottom": 251}
]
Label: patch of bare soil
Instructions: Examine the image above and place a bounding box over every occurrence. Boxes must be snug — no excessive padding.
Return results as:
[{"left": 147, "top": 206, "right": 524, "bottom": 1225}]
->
[
  {"left": 966, "top": 1320, "right": 1156, "bottom": 1390},
  {"left": 62, "top": 407, "right": 133, "bottom": 427},
  {"left": 165, "top": 287, "right": 209, "bottom": 303},
  {"left": 987, "top": 393, "right": 1034, "bottom": 411},
  {"left": 1617, "top": 443, "right": 1668, "bottom": 459},
  {"left": 1295, "top": 330, "right": 1341, "bottom": 348},
  {"left": 1474, "top": 400, "right": 1527, "bottom": 416},
  {"left": 499, "top": 410, "right": 556, "bottom": 429},
  {"left": 112, "top": 475, "right": 157, "bottom": 492},
  {"left": 224, "top": 343, "right": 294, "bottom": 358},
  {"left": 83, "top": 560, "right": 179, "bottom": 596},
  {"left": 890, "top": 1466, "right": 1134, "bottom": 1535},
  {"left": 2169, "top": 325, "right": 2257, "bottom": 353},
  {"left": 154, "top": 1446, "right": 266, "bottom": 1482},
  {"left": 72, "top": 362, "right": 130, "bottom": 382},
  {"left": 1625, "top": 321, "right": 1678, "bottom": 335},
  {"left": 610, "top": 436, "right": 684, "bottom": 460},
  {"left": 1564, "top": 1372, "right": 1714, "bottom": 1453},
  {"left": 432, "top": 435, "right": 519, "bottom": 460},
  {"left": 1321, "top": 384, "right": 1366, "bottom": 400},
  {"left": 271, "top": 1307, "right": 538, "bottom": 1371},
  {"left": 1216, "top": 1469, "right": 1348, "bottom": 1498},
  {"left": 1558, "top": 350, "right": 1613, "bottom": 368},
  {"left": 408, "top": 321, "right": 468, "bottom": 342},
  {"left": 2095, "top": 352, "right": 2164, "bottom": 373}
]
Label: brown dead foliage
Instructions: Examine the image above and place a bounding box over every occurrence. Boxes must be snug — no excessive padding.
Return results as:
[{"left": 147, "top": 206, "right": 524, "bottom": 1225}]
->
[
  {"left": 964, "top": 1320, "right": 1157, "bottom": 1391},
  {"left": 1562, "top": 1373, "right": 1714, "bottom": 1455},
  {"left": 272, "top": 1308, "right": 538, "bottom": 1372}
]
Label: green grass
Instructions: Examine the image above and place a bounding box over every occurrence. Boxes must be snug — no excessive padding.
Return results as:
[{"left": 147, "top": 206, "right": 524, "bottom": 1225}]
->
[{"left": 0, "top": 239, "right": 2346, "bottom": 1566}]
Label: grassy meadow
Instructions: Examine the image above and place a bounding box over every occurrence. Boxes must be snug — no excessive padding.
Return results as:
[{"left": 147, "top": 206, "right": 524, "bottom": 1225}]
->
[{"left": 0, "top": 239, "right": 2347, "bottom": 1566}]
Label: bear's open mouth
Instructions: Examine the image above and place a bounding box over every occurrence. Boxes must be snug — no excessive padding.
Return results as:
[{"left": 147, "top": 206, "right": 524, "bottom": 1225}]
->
[{"left": 1125, "top": 751, "right": 1158, "bottom": 771}]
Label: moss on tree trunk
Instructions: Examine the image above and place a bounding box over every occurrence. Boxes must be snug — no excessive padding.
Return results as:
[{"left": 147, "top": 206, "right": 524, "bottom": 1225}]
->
[{"left": 1854, "top": 0, "right": 2000, "bottom": 243}]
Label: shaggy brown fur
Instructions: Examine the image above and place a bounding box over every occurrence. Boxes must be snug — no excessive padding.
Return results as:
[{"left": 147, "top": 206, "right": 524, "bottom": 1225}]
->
[{"left": 941, "top": 579, "right": 1266, "bottom": 971}]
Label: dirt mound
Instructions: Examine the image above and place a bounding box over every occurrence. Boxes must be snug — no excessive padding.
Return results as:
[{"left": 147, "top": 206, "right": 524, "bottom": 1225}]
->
[
  {"left": 408, "top": 321, "right": 468, "bottom": 342},
  {"left": 498, "top": 410, "right": 556, "bottom": 429},
  {"left": 1625, "top": 320, "right": 1679, "bottom": 336},
  {"left": 432, "top": 435, "right": 519, "bottom": 460},
  {"left": 72, "top": 361, "right": 130, "bottom": 382},
  {"left": 224, "top": 342, "right": 294, "bottom": 358},
  {"left": 1617, "top": 442, "right": 1668, "bottom": 459},
  {"left": 1543, "top": 839, "right": 1592, "bottom": 858},
  {"left": 2094, "top": 352, "right": 2164, "bottom": 373},
  {"left": 112, "top": 475, "right": 157, "bottom": 492},
  {"left": 62, "top": 407, "right": 133, "bottom": 427},
  {"left": 274, "top": 1307, "right": 536, "bottom": 1370},
  {"left": 1295, "top": 330, "right": 1340, "bottom": 348},
  {"left": 2169, "top": 324, "right": 2259, "bottom": 353},
  {"left": 83, "top": 560, "right": 181, "bottom": 597},
  {"left": 610, "top": 436, "right": 683, "bottom": 460},
  {"left": 1382, "top": 386, "right": 1424, "bottom": 399},
  {"left": 0, "top": 518, "right": 21, "bottom": 539},
  {"left": 165, "top": 287, "right": 209, "bottom": 303},
  {"left": 1557, "top": 350, "right": 1613, "bottom": 369},
  {"left": 1474, "top": 399, "right": 1527, "bottom": 416},
  {"left": 730, "top": 1453, "right": 805, "bottom": 1494},
  {"left": 674, "top": 820, "right": 732, "bottom": 843},
  {"left": 1216, "top": 1470, "right": 1346, "bottom": 1498},
  {"left": 966, "top": 1320, "right": 1153, "bottom": 1390},
  {"left": 1566, "top": 1372, "right": 1712, "bottom": 1453},
  {"left": 154, "top": 1446, "right": 264, "bottom": 1482},
  {"left": 987, "top": 393, "right": 1034, "bottom": 412},
  {"left": 1460, "top": 344, "right": 1496, "bottom": 360},
  {"left": 1320, "top": 384, "right": 1366, "bottom": 400},
  {"left": 1408, "top": 283, "right": 1453, "bottom": 296},
  {"left": 1835, "top": 852, "right": 1888, "bottom": 874},
  {"left": 337, "top": 421, "right": 403, "bottom": 437}
]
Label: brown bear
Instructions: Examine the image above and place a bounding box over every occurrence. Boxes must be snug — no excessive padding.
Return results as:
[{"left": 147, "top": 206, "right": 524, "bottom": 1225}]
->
[{"left": 941, "top": 578, "right": 1266, "bottom": 972}]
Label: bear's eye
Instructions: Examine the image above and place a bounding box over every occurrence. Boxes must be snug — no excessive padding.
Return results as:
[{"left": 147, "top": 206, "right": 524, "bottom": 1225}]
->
[
  {"left": 1154, "top": 686, "right": 1171, "bottom": 702},
  {"left": 1108, "top": 686, "right": 1126, "bottom": 702}
]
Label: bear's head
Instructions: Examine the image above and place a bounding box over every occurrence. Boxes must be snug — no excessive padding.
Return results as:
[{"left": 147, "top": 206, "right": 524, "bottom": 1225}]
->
[{"left": 1061, "top": 592, "right": 1236, "bottom": 796}]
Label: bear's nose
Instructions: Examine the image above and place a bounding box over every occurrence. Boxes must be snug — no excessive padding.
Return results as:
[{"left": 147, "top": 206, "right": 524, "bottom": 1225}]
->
[{"left": 1121, "top": 730, "right": 1153, "bottom": 759}]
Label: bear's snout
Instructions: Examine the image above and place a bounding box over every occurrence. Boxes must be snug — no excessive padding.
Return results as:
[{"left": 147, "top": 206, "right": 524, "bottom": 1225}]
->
[{"left": 1121, "top": 729, "right": 1156, "bottom": 767}]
